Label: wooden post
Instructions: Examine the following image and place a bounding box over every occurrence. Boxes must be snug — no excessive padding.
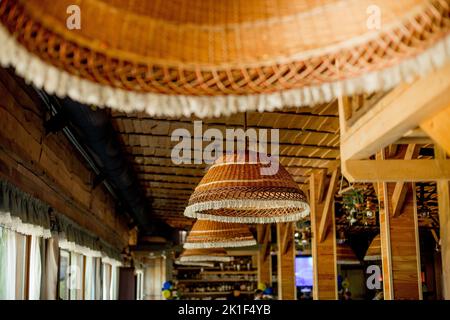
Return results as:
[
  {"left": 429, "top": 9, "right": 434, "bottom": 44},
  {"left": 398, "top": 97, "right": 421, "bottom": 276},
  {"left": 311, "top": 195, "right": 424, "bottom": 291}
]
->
[
  {"left": 310, "top": 172, "right": 338, "bottom": 300},
  {"left": 436, "top": 146, "right": 450, "bottom": 299},
  {"left": 377, "top": 151, "right": 422, "bottom": 299},
  {"left": 276, "top": 222, "right": 296, "bottom": 300},
  {"left": 257, "top": 224, "right": 272, "bottom": 287}
]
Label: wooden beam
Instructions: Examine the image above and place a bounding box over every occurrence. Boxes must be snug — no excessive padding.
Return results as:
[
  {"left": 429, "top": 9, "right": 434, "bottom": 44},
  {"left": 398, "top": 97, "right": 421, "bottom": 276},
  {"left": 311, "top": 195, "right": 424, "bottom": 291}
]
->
[
  {"left": 276, "top": 222, "right": 296, "bottom": 300},
  {"left": 310, "top": 172, "right": 337, "bottom": 300},
  {"left": 421, "top": 104, "right": 450, "bottom": 156},
  {"left": 344, "top": 159, "right": 450, "bottom": 182},
  {"left": 340, "top": 62, "right": 450, "bottom": 160},
  {"left": 392, "top": 144, "right": 417, "bottom": 217},
  {"left": 317, "top": 169, "right": 327, "bottom": 203},
  {"left": 378, "top": 178, "right": 422, "bottom": 299},
  {"left": 436, "top": 146, "right": 450, "bottom": 299},
  {"left": 257, "top": 224, "right": 272, "bottom": 286},
  {"left": 318, "top": 169, "right": 339, "bottom": 242}
]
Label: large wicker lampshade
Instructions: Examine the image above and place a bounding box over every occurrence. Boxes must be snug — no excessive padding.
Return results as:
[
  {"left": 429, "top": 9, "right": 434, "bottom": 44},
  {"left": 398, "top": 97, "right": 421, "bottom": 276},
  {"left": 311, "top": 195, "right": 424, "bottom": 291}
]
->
[
  {"left": 184, "top": 152, "right": 309, "bottom": 224},
  {"left": 180, "top": 248, "right": 233, "bottom": 263},
  {"left": 1, "top": 0, "right": 449, "bottom": 118},
  {"left": 336, "top": 243, "right": 360, "bottom": 265},
  {"left": 364, "top": 235, "right": 382, "bottom": 262},
  {"left": 184, "top": 220, "right": 256, "bottom": 249}
]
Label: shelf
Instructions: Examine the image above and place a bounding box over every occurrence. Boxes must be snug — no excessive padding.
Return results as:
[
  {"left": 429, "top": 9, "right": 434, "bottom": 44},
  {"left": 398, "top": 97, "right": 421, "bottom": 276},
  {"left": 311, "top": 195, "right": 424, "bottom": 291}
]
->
[
  {"left": 177, "top": 279, "right": 256, "bottom": 283},
  {"left": 200, "top": 270, "right": 257, "bottom": 275},
  {"left": 181, "top": 291, "right": 254, "bottom": 296}
]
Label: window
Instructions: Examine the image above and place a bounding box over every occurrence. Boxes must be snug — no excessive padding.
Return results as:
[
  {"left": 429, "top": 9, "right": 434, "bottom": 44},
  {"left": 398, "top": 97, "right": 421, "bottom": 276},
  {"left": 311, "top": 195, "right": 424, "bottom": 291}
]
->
[{"left": 58, "top": 249, "right": 70, "bottom": 300}]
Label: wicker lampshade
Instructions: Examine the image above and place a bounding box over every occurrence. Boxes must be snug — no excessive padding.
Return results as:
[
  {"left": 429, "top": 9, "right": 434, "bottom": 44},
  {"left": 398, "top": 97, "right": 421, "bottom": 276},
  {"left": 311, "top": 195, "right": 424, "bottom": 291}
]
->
[
  {"left": 1, "top": 0, "right": 449, "bottom": 118},
  {"left": 184, "top": 152, "right": 309, "bottom": 223},
  {"left": 364, "top": 235, "right": 382, "bottom": 262},
  {"left": 174, "top": 260, "right": 214, "bottom": 268},
  {"left": 336, "top": 243, "right": 360, "bottom": 265},
  {"left": 180, "top": 248, "right": 233, "bottom": 263},
  {"left": 184, "top": 220, "right": 256, "bottom": 249}
]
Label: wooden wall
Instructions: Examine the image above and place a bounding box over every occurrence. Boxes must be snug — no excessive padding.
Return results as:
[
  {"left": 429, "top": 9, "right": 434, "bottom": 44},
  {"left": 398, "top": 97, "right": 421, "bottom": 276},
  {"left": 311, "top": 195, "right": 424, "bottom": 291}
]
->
[
  {"left": 0, "top": 68, "right": 129, "bottom": 250},
  {"left": 378, "top": 181, "right": 422, "bottom": 299}
]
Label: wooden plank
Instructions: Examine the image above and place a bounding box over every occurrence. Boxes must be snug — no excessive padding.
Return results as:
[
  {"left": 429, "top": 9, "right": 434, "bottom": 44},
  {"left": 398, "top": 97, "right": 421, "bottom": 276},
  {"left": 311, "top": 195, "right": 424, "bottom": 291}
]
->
[
  {"left": 436, "top": 146, "right": 450, "bottom": 299},
  {"left": 257, "top": 224, "right": 272, "bottom": 286},
  {"left": 378, "top": 153, "right": 422, "bottom": 300},
  {"left": 344, "top": 159, "right": 450, "bottom": 182},
  {"left": 340, "top": 62, "right": 450, "bottom": 160},
  {"left": 392, "top": 144, "right": 417, "bottom": 217},
  {"left": 310, "top": 173, "right": 337, "bottom": 300},
  {"left": 421, "top": 104, "right": 450, "bottom": 156},
  {"left": 276, "top": 222, "right": 296, "bottom": 300},
  {"left": 318, "top": 169, "right": 339, "bottom": 242},
  {"left": 317, "top": 169, "right": 327, "bottom": 203}
]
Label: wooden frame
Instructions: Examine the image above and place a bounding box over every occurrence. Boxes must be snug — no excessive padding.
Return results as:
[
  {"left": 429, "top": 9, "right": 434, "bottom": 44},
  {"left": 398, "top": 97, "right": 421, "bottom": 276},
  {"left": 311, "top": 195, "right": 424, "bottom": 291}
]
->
[{"left": 339, "top": 63, "right": 450, "bottom": 182}]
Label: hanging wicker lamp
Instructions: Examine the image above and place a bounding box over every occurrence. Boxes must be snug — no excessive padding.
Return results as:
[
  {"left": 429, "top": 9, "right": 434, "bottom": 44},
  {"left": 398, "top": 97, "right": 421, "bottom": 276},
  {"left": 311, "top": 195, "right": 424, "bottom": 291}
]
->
[
  {"left": 0, "top": 0, "right": 449, "bottom": 118},
  {"left": 180, "top": 248, "right": 233, "bottom": 263},
  {"left": 336, "top": 243, "right": 360, "bottom": 265},
  {"left": 174, "top": 260, "right": 215, "bottom": 268},
  {"left": 364, "top": 235, "right": 382, "bottom": 262},
  {"left": 184, "top": 152, "right": 309, "bottom": 224},
  {"left": 184, "top": 220, "right": 256, "bottom": 249}
]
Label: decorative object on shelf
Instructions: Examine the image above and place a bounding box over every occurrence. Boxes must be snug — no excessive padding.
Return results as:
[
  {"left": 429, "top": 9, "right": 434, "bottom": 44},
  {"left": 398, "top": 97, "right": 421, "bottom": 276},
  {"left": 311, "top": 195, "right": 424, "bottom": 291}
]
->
[
  {"left": 184, "top": 151, "right": 309, "bottom": 223},
  {"left": 364, "top": 235, "right": 382, "bottom": 262},
  {"left": 161, "top": 281, "right": 178, "bottom": 300},
  {"left": 341, "top": 188, "right": 377, "bottom": 227},
  {"left": 180, "top": 248, "right": 233, "bottom": 263},
  {"left": 336, "top": 243, "right": 361, "bottom": 265},
  {"left": 184, "top": 220, "right": 256, "bottom": 249},
  {"left": 1, "top": 0, "right": 449, "bottom": 118}
]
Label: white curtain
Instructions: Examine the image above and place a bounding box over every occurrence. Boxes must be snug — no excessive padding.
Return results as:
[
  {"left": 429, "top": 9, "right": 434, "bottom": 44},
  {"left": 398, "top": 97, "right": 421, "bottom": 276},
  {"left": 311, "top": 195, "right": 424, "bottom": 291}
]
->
[
  {"left": 69, "top": 252, "right": 84, "bottom": 300},
  {"left": 84, "top": 256, "right": 95, "bottom": 300},
  {"left": 6, "top": 229, "right": 17, "bottom": 300},
  {"left": 42, "top": 237, "right": 59, "bottom": 300},
  {"left": 102, "top": 263, "right": 112, "bottom": 300},
  {"left": 28, "top": 235, "right": 42, "bottom": 300},
  {"left": 110, "top": 266, "right": 119, "bottom": 300}
]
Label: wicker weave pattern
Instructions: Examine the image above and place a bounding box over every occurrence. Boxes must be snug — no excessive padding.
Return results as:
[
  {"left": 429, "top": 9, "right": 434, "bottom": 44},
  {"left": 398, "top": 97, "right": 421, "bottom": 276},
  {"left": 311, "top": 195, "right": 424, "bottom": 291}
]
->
[
  {"left": 184, "top": 220, "right": 256, "bottom": 249},
  {"left": 0, "top": 0, "right": 448, "bottom": 99},
  {"left": 179, "top": 248, "right": 233, "bottom": 262}
]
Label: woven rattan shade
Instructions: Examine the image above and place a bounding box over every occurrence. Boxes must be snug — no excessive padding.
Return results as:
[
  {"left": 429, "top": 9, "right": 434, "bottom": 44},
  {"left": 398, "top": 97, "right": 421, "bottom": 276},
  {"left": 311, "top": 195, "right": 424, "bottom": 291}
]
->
[
  {"left": 184, "top": 220, "right": 256, "bottom": 249},
  {"left": 180, "top": 248, "right": 233, "bottom": 263},
  {"left": 337, "top": 243, "right": 360, "bottom": 265},
  {"left": 1, "top": 0, "right": 449, "bottom": 117},
  {"left": 364, "top": 235, "right": 381, "bottom": 261},
  {"left": 184, "top": 152, "right": 309, "bottom": 223}
]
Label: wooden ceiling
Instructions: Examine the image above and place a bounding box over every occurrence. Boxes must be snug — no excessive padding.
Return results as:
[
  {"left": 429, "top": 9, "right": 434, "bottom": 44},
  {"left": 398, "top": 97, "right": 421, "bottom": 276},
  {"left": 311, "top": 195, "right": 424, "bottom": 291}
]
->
[{"left": 108, "top": 101, "right": 341, "bottom": 229}]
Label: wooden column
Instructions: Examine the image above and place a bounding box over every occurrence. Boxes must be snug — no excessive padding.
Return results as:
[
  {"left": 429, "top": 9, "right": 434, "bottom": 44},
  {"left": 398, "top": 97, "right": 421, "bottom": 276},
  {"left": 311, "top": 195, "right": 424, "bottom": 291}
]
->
[
  {"left": 377, "top": 151, "right": 422, "bottom": 299},
  {"left": 436, "top": 147, "right": 450, "bottom": 299},
  {"left": 310, "top": 171, "right": 338, "bottom": 300},
  {"left": 276, "top": 222, "right": 296, "bottom": 300},
  {"left": 257, "top": 224, "right": 272, "bottom": 287}
]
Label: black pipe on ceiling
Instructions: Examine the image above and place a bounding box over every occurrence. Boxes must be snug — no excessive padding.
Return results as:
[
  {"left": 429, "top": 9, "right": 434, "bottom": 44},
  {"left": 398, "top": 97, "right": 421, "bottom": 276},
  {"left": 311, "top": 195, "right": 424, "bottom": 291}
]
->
[{"left": 54, "top": 97, "right": 174, "bottom": 239}]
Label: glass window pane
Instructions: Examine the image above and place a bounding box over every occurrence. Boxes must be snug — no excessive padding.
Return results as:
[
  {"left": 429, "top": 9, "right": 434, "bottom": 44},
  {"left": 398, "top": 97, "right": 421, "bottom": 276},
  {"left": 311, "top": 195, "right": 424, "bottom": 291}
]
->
[{"left": 59, "top": 250, "right": 70, "bottom": 300}]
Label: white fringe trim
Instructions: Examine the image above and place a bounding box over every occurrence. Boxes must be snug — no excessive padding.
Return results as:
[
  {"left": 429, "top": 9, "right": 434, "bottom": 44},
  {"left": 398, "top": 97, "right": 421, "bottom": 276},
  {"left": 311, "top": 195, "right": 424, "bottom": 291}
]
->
[
  {"left": 175, "top": 260, "right": 215, "bottom": 268},
  {"left": 1, "top": 24, "right": 449, "bottom": 118},
  {"left": 183, "top": 239, "right": 257, "bottom": 249},
  {"left": 0, "top": 211, "right": 51, "bottom": 238},
  {"left": 180, "top": 255, "right": 233, "bottom": 263},
  {"left": 59, "top": 238, "right": 122, "bottom": 266},
  {"left": 184, "top": 200, "right": 310, "bottom": 223}
]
